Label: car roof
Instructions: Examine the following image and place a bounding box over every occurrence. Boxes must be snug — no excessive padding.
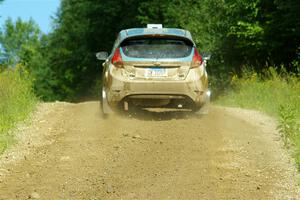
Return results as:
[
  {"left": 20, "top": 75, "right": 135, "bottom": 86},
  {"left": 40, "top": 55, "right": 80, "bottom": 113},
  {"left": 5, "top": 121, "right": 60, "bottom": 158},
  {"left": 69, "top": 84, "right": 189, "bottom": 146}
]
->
[{"left": 118, "top": 28, "right": 194, "bottom": 45}]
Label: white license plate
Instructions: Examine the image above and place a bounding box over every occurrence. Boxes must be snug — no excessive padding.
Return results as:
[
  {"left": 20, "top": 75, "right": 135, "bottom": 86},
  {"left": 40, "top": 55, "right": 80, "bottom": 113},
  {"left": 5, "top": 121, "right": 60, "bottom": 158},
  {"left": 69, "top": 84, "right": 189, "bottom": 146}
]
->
[{"left": 145, "top": 68, "right": 167, "bottom": 77}]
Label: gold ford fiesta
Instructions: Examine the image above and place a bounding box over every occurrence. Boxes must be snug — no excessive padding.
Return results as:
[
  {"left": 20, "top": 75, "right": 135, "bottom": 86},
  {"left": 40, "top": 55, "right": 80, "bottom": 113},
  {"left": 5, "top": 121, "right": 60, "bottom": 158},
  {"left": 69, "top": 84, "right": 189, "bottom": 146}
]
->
[{"left": 96, "top": 24, "right": 211, "bottom": 117}]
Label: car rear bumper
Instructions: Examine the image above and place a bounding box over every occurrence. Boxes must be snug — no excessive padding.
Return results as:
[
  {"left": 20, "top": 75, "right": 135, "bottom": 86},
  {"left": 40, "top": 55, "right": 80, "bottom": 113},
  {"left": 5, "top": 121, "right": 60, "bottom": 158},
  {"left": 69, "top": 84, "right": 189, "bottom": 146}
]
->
[{"left": 105, "top": 68, "right": 208, "bottom": 110}]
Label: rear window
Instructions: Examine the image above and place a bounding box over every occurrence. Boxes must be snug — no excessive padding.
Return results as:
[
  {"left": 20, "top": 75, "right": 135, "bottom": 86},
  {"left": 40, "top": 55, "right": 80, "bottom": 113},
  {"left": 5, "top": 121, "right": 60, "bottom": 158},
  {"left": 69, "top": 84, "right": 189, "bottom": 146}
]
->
[{"left": 121, "top": 38, "right": 193, "bottom": 59}]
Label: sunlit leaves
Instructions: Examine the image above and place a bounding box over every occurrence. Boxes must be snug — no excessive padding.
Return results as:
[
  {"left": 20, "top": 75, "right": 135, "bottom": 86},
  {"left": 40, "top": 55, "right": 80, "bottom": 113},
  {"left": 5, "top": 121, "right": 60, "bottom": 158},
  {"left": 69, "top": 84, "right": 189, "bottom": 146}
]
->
[{"left": 0, "top": 18, "right": 41, "bottom": 67}]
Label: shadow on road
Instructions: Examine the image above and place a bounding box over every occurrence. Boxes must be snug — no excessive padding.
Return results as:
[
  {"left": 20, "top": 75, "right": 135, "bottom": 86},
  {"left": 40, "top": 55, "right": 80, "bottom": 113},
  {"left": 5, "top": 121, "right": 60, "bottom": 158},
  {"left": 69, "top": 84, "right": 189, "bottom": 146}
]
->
[{"left": 118, "top": 108, "right": 204, "bottom": 121}]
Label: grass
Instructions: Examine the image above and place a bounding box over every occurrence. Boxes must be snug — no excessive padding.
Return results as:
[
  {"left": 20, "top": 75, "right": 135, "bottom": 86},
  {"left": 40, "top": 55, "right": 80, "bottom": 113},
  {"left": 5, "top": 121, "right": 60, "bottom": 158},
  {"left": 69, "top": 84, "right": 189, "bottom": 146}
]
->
[
  {"left": 0, "top": 66, "right": 37, "bottom": 153},
  {"left": 215, "top": 67, "right": 300, "bottom": 169}
]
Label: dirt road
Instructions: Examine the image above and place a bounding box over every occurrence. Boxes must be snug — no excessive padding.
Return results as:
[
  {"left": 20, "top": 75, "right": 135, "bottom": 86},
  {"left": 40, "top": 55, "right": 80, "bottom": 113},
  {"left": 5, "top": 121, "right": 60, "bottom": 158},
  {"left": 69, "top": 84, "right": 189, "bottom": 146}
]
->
[{"left": 0, "top": 101, "right": 299, "bottom": 199}]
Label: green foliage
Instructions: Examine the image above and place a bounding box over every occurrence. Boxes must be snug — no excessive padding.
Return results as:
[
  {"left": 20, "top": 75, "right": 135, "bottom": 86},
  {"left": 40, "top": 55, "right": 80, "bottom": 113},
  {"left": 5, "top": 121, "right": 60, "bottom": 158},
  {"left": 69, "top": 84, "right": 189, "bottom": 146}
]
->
[
  {"left": 216, "top": 67, "right": 300, "bottom": 168},
  {"left": 0, "top": 18, "right": 57, "bottom": 101},
  {"left": 0, "top": 18, "right": 41, "bottom": 66},
  {"left": 0, "top": 66, "right": 37, "bottom": 153},
  {"left": 216, "top": 68, "right": 300, "bottom": 116},
  {"left": 277, "top": 104, "right": 299, "bottom": 146}
]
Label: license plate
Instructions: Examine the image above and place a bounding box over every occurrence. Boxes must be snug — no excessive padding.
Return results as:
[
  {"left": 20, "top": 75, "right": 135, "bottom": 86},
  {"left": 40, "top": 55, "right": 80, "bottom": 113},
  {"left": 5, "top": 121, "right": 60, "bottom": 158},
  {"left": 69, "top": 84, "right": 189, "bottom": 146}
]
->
[{"left": 145, "top": 68, "right": 167, "bottom": 77}]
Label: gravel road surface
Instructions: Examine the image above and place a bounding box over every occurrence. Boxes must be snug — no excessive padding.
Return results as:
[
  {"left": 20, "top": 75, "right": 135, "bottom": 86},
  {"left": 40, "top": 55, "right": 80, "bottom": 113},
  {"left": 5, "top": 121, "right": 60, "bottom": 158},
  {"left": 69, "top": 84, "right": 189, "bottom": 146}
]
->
[{"left": 0, "top": 101, "right": 299, "bottom": 199}]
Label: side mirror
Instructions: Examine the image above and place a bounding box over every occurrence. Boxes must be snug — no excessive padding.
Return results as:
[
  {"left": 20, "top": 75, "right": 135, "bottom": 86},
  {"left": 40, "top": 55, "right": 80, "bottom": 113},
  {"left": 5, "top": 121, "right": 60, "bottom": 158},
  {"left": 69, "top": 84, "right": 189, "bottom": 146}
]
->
[
  {"left": 96, "top": 51, "right": 108, "bottom": 60},
  {"left": 202, "top": 52, "right": 211, "bottom": 61}
]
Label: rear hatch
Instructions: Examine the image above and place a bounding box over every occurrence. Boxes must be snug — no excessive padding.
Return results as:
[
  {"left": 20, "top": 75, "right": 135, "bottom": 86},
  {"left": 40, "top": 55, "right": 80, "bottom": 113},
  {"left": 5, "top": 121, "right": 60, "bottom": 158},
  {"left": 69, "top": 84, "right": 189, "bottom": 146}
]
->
[{"left": 120, "top": 37, "right": 194, "bottom": 81}]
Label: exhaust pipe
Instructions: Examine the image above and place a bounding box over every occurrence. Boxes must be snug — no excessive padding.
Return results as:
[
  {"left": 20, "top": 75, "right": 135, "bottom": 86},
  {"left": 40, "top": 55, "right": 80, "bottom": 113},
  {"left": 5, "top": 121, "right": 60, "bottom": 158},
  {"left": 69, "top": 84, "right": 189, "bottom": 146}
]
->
[{"left": 124, "top": 101, "right": 129, "bottom": 111}]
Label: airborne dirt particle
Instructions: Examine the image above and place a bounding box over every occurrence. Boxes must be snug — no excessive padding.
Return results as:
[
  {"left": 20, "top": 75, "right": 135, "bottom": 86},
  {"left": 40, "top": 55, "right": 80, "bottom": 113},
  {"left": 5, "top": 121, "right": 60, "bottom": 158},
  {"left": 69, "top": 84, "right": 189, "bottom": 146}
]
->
[
  {"left": 29, "top": 192, "right": 40, "bottom": 199},
  {"left": 106, "top": 184, "right": 114, "bottom": 194},
  {"left": 132, "top": 135, "right": 141, "bottom": 139},
  {"left": 60, "top": 156, "right": 70, "bottom": 161}
]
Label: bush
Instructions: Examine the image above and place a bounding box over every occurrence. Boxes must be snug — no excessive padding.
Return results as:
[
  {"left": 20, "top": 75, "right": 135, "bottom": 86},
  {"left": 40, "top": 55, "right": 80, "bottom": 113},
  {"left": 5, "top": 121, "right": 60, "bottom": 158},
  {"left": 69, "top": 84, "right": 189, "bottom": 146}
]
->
[
  {"left": 217, "top": 67, "right": 300, "bottom": 118},
  {"left": 0, "top": 65, "right": 37, "bottom": 153},
  {"left": 277, "top": 104, "right": 299, "bottom": 146}
]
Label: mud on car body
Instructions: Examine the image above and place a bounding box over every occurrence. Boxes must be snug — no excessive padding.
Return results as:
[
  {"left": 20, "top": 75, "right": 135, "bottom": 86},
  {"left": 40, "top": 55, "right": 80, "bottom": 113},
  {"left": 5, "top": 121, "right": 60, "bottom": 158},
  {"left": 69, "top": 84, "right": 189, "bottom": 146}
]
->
[{"left": 96, "top": 24, "right": 211, "bottom": 117}]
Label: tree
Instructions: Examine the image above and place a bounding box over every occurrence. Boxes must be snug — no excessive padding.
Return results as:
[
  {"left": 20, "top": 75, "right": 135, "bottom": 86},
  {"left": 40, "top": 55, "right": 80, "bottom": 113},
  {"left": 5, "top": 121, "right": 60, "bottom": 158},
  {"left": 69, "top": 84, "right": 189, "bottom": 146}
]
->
[
  {"left": 0, "top": 17, "right": 57, "bottom": 100},
  {"left": 0, "top": 18, "right": 41, "bottom": 67}
]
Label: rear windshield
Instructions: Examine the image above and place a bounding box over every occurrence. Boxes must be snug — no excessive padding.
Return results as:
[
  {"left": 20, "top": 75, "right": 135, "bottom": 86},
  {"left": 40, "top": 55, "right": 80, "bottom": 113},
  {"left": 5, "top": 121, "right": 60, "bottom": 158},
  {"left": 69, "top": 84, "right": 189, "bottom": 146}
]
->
[{"left": 121, "top": 38, "right": 193, "bottom": 59}]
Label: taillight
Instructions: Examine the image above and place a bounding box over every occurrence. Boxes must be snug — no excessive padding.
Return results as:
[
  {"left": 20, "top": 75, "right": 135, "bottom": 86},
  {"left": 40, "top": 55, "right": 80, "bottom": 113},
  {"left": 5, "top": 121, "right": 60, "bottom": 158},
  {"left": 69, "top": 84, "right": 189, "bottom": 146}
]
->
[
  {"left": 191, "top": 47, "right": 203, "bottom": 68},
  {"left": 111, "top": 48, "right": 123, "bottom": 68}
]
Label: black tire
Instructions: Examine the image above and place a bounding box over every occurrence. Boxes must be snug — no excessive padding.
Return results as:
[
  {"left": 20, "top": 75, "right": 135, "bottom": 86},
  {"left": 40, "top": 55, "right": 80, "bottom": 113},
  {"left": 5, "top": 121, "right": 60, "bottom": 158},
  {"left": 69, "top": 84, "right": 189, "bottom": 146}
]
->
[
  {"left": 193, "top": 103, "right": 209, "bottom": 115},
  {"left": 192, "top": 104, "right": 202, "bottom": 113}
]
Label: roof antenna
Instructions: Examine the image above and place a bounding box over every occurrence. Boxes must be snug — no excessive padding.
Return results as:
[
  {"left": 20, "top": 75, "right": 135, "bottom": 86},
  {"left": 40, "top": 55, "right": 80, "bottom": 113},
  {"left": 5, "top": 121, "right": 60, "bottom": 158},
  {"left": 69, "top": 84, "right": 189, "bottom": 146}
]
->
[{"left": 147, "top": 24, "right": 163, "bottom": 29}]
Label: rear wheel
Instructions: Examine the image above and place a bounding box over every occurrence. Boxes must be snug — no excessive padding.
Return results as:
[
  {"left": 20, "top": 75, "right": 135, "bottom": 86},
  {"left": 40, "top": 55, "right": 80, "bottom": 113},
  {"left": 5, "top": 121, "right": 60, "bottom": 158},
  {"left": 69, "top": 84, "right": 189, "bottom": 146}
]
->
[
  {"left": 194, "top": 90, "right": 211, "bottom": 115},
  {"left": 194, "top": 104, "right": 209, "bottom": 115},
  {"left": 100, "top": 87, "right": 109, "bottom": 119},
  {"left": 100, "top": 101, "right": 108, "bottom": 119}
]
